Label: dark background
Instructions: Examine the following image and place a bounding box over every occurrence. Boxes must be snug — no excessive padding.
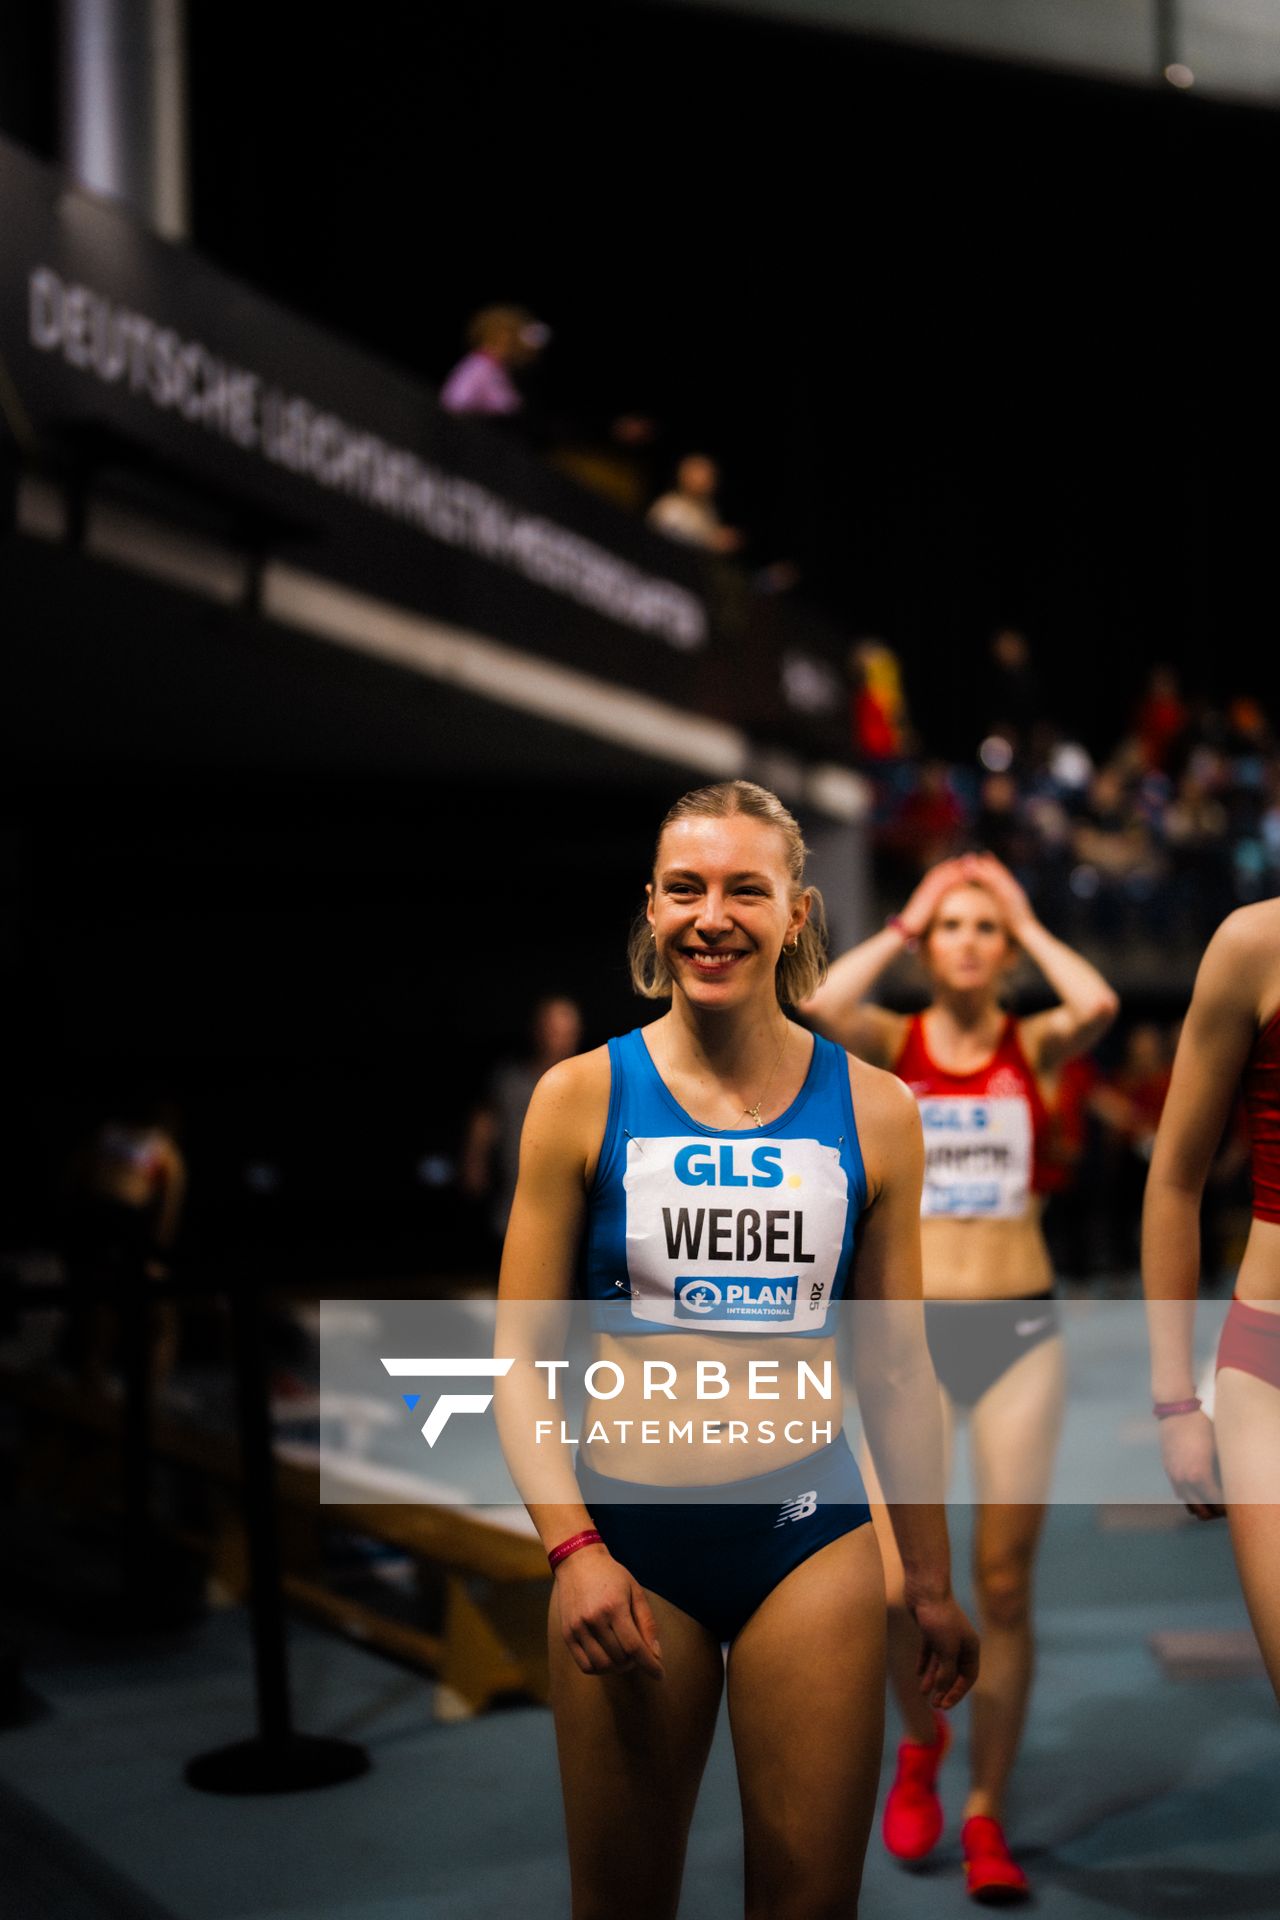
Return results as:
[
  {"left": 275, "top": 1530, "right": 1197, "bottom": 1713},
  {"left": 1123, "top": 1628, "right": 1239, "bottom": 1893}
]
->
[
  {"left": 190, "top": 1, "right": 1277, "bottom": 752},
  {"left": 4, "top": 0, "right": 1275, "bottom": 750}
]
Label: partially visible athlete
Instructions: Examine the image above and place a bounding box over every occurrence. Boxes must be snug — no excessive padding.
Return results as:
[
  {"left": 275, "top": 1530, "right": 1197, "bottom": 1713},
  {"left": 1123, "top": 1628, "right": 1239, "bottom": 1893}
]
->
[
  {"left": 804, "top": 851, "right": 1118, "bottom": 1902},
  {"left": 1143, "top": 898, "right": 1280, "bottom": 1702},
  {"left": 63, "top": 1099, "right": 187, "bottom": 1391},
  {"left": 497, "top": 782, "right": 977, "bottom": 1920}
]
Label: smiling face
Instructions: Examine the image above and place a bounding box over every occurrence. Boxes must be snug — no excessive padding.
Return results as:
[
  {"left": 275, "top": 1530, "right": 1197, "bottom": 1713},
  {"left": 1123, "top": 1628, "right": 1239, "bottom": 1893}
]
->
[
  {"left": 647, "top": 812, "right": 808, "bottom": 1010},
  {"left": 922, "top": 882, "right": 1016, "bottom": 996}
]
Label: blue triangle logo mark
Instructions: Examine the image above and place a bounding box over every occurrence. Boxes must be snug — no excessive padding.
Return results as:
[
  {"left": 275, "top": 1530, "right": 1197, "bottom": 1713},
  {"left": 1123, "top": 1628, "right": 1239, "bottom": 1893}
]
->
[{"left": 402, "top": 1393, "right": 420, "bottom": 1411}]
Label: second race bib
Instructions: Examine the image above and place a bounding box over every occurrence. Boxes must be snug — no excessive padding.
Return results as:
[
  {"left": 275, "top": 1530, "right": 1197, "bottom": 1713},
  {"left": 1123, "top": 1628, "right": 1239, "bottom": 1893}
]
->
[{"left": 918, "top": 1096, "right": 1032, "bottom": 1219}]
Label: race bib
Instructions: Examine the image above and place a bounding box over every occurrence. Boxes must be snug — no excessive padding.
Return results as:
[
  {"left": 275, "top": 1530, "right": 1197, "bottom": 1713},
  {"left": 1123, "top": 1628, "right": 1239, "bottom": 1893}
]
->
[
  {"left": 918, "top": 1097, "right": 1032, "bottom": 1219},
  {"left": 622, "top": 1135, "right": 849, "bottom": 1329}
]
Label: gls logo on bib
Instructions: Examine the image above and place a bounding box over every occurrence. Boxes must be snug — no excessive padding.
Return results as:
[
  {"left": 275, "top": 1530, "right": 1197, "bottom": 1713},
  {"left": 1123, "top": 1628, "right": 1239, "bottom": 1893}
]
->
[{"left": 623, "top": 1135, "right": 849, "bottom": 1329}]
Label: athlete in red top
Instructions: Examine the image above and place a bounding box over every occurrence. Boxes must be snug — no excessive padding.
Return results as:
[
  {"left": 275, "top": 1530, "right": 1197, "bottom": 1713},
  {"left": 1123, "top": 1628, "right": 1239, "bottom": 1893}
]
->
[
  {"left": 805, "top": 852, "right": 1118, "bottom": 1902},
  {"left": 1143, "top": 898, "right": 1280, "bottom": 1703}
]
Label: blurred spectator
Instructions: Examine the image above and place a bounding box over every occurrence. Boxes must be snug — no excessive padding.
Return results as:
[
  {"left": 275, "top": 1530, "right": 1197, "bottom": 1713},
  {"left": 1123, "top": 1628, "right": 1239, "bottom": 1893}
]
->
[
  {"left": 975, "top": 770, "right": 1032, "bottom": 871},
  {"left": 849, "top": 640, "right": 909, "bottom": 761},
  {"left": 647, "top": 455, "right": 744, "bottom": 554},
  {"left": 1261, "top": 762, "right": 1280, "bottom": 877},
  {"left": 1165, "top": 762, "right": 1229, "bottom": 854},
  {"left": 1092, "top": 1023, "right": 1172, "bottom": 1154},
  {"left": 440, "top": 304, "right": 549, "bottom": 417},
  {"left": 1132, "top": 666, "right": 1188, "bottom": 772},
  {"left": 887, "top": 759, "right": 967, "bottom": 869},
  {"left": 1039, "top": 1052, "right": 1100, "bottom": 1282},
  {"left": 551, "top": 413, "right": 660, "bottom": 512},
  {"left": 1073, "top": 768, "right": 1156, "bottom": 877},
  {"left": 460, "top": 996, "right": 584, "bottom": 1243},
  {"left": 1090, "top": 1024, "right": 1173, "bottom": 1270},
  {"left": 60, "top": 1091, "right": 187, "bottom": 1391},
  {"left": 1225, "top": 695, "right": 1273, "bottom": 758},
  {"left": 979, "top": 627, "right": 1043, "bottom": 752},
  {"left": 1067, "top": 766, "right": 1167, "bottom": 939}
]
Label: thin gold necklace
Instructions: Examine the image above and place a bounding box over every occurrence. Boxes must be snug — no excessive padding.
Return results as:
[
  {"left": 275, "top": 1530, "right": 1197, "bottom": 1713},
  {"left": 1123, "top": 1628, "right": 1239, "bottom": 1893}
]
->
[
  {"left": 740, "top": 1022, "right": 790, "bottom": 1127},
  {"left": 660, "top": 1018, "right": 791, "bottom": 1128}
]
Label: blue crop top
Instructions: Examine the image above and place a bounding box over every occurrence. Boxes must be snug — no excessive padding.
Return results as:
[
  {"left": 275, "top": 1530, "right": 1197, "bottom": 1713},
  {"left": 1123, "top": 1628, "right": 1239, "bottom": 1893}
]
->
[{"left": 582, "top": 1026, "right": 867, "bottom": 1336}]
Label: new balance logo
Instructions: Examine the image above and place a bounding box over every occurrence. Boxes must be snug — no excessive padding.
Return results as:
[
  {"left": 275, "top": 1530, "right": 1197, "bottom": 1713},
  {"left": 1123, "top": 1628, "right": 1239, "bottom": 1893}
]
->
[
  {"left": 381, "top": 1357, "right": 514, "bottom": 1445},
  {"left": 774, "top": 1490, "right": 818, "bottom": 1528}
]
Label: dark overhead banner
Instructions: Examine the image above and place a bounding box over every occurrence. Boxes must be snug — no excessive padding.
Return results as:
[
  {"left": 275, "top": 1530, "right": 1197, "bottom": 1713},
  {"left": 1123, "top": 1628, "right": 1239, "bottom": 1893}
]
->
[{"left": 0, "top": 134, "right": 852, "bottom": 757}]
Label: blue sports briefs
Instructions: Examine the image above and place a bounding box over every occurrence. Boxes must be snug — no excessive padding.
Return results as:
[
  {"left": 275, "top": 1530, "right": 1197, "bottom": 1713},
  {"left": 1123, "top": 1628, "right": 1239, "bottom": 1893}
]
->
[{"left": 576, "top": 1431, "right": 872, "bottom": 1644}]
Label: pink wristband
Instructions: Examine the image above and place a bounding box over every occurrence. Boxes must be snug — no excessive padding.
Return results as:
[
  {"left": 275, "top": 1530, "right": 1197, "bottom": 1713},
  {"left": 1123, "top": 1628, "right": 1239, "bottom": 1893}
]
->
[
  {"left": 887, "top": 913, "right": 919, "bottom": 952},
  {"left": 1153, "top": 1397, "right": 1202, "bottom": 1420},
  {"left": 548, "top": 1528, "right": 603, "bottom": 1570}
]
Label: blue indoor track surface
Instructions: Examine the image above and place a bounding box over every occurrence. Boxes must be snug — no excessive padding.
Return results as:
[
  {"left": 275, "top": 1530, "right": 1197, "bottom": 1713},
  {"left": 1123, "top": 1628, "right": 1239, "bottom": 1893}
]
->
[{"left": 0, "top": 1501, "right": 1274, "bottom": 1919}]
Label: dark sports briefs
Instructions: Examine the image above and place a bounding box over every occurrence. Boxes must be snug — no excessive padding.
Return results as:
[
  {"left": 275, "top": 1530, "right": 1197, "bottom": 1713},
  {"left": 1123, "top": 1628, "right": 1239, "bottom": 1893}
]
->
[
  {"left": 576, "top": 1431, "right": 872, "bottom": 1644},
  {"left": 923, "top": 1292, "right": 1061, "bottom": 1410}
]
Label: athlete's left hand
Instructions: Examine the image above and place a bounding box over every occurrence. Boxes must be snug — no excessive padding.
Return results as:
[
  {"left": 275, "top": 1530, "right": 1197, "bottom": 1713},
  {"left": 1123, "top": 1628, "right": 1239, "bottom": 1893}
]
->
[
  {"left": 1158, "top": 1407, "right": 1226, "bottom": 1520},
  {"left": 910, "top": 1592, "right": 980, "bottom": 1710},
  {"left": 960, "top": 853, "right": 1035, "bottom": 937}
]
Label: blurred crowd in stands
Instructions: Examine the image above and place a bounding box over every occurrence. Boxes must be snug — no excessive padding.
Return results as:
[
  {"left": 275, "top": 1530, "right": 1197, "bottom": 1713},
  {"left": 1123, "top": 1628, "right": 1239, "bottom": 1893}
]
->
[
  {"left": 835, "top": 630, "right": 1266, "bottom": 1282},
  {"left": 857, "top": 633, "right": 1277, "bottom": 960},
  {"left": 1036, "top": 1016, "right": 1248, "bottom": 1289},
  {"left": 439, "top": 307, "right": 1274, "bottom": 977}
]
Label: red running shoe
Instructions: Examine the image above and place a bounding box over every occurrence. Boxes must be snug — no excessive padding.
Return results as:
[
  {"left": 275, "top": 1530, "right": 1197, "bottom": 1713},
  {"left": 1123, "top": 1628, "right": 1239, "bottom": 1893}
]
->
[
  {"left": 882, "top": 1709, "right": 951, "bottom": 1860},
  {"left": 961, "top": 1816, "right": 1031, "bottom": 1904}
]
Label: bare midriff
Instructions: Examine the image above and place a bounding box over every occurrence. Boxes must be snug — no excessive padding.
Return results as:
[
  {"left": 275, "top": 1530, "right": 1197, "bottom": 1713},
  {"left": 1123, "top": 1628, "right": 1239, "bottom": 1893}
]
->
[
  {"left": 920, "top": 1205, "right": 1053, "bottom": 1302},
  {"left": 1234, "top": 1216, "right": 1280, "bottom": 1310},
  {"left": 580, "top": 1329, "right": 847, "bottom": 1486}
]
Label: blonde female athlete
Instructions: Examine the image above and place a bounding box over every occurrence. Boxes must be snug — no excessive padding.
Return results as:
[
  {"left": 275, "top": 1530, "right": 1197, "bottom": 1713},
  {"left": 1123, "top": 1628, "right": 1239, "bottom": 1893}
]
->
[
  {"left": 804, "top": 852, "right": 1117, "bottom": 1901},
  {"left": 1143, "top": 897, "right": 1280, "bottom": 1702},
  {"left": 497, "top": 782, "right": 977, "bottom": 1920}
]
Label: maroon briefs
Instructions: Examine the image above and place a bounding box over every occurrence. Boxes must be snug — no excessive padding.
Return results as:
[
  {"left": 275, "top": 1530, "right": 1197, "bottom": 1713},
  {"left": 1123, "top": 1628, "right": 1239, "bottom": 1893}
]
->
[{"left": 1217, "top": 1295, "right": 1280, "bottom": 1390}]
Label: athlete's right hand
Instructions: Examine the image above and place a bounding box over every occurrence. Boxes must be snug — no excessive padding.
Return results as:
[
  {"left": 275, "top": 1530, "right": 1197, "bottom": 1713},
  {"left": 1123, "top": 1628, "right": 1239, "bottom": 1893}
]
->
[
  {"left": 909, "top": 1592, "right": 980, "bottom": 1711},
  {"left": 553, "top": 1547, "right": 665, "bottom": 1679},
  {"left": 1158, "top": 1408, "right": 1226, "bottom": 1520},
  {"left": 898, "top": 859, "right": 973, "bottom": 941}
]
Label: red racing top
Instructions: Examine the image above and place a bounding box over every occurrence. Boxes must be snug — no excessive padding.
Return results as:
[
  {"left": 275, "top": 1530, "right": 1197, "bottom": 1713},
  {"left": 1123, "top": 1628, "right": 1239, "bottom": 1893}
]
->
[
  {"left": 1243, "top": 1006, "right": 1280, "bottom": 1224},
  {"left": 894, "top": 1013, "right": 1051, "bottom": 1220}
]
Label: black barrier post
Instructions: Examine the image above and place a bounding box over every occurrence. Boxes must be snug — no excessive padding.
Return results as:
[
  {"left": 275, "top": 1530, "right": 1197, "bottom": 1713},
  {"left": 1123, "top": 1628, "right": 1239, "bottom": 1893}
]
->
[
  {"left": 119, "top": 1265, "right": 153, "bottom": 1604},
  {"left": 185, "top": 1279, "right": 369, "bottom": 1794}
]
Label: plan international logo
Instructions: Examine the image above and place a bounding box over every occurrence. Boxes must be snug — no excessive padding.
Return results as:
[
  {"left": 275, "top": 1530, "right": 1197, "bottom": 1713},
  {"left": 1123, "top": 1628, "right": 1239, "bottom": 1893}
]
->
[
  {"left": 675, "top": 1275, "right": 799, "bottom": 1322},
  {"left": 380, "top": 1356, "right": 513, "bottom": 1445}
]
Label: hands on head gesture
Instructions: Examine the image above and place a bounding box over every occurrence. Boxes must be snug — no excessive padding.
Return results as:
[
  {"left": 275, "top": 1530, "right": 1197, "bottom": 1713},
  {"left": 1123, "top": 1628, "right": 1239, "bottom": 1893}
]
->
[
  {"left": 897, "top": 858, "right": 974, "bottom": 941},
  {"left": 957, "top": 852, "right": 1035, "bottom": 936},
  {"left": 899, "top": 852, "right": 1034, "bottom": 942}
]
